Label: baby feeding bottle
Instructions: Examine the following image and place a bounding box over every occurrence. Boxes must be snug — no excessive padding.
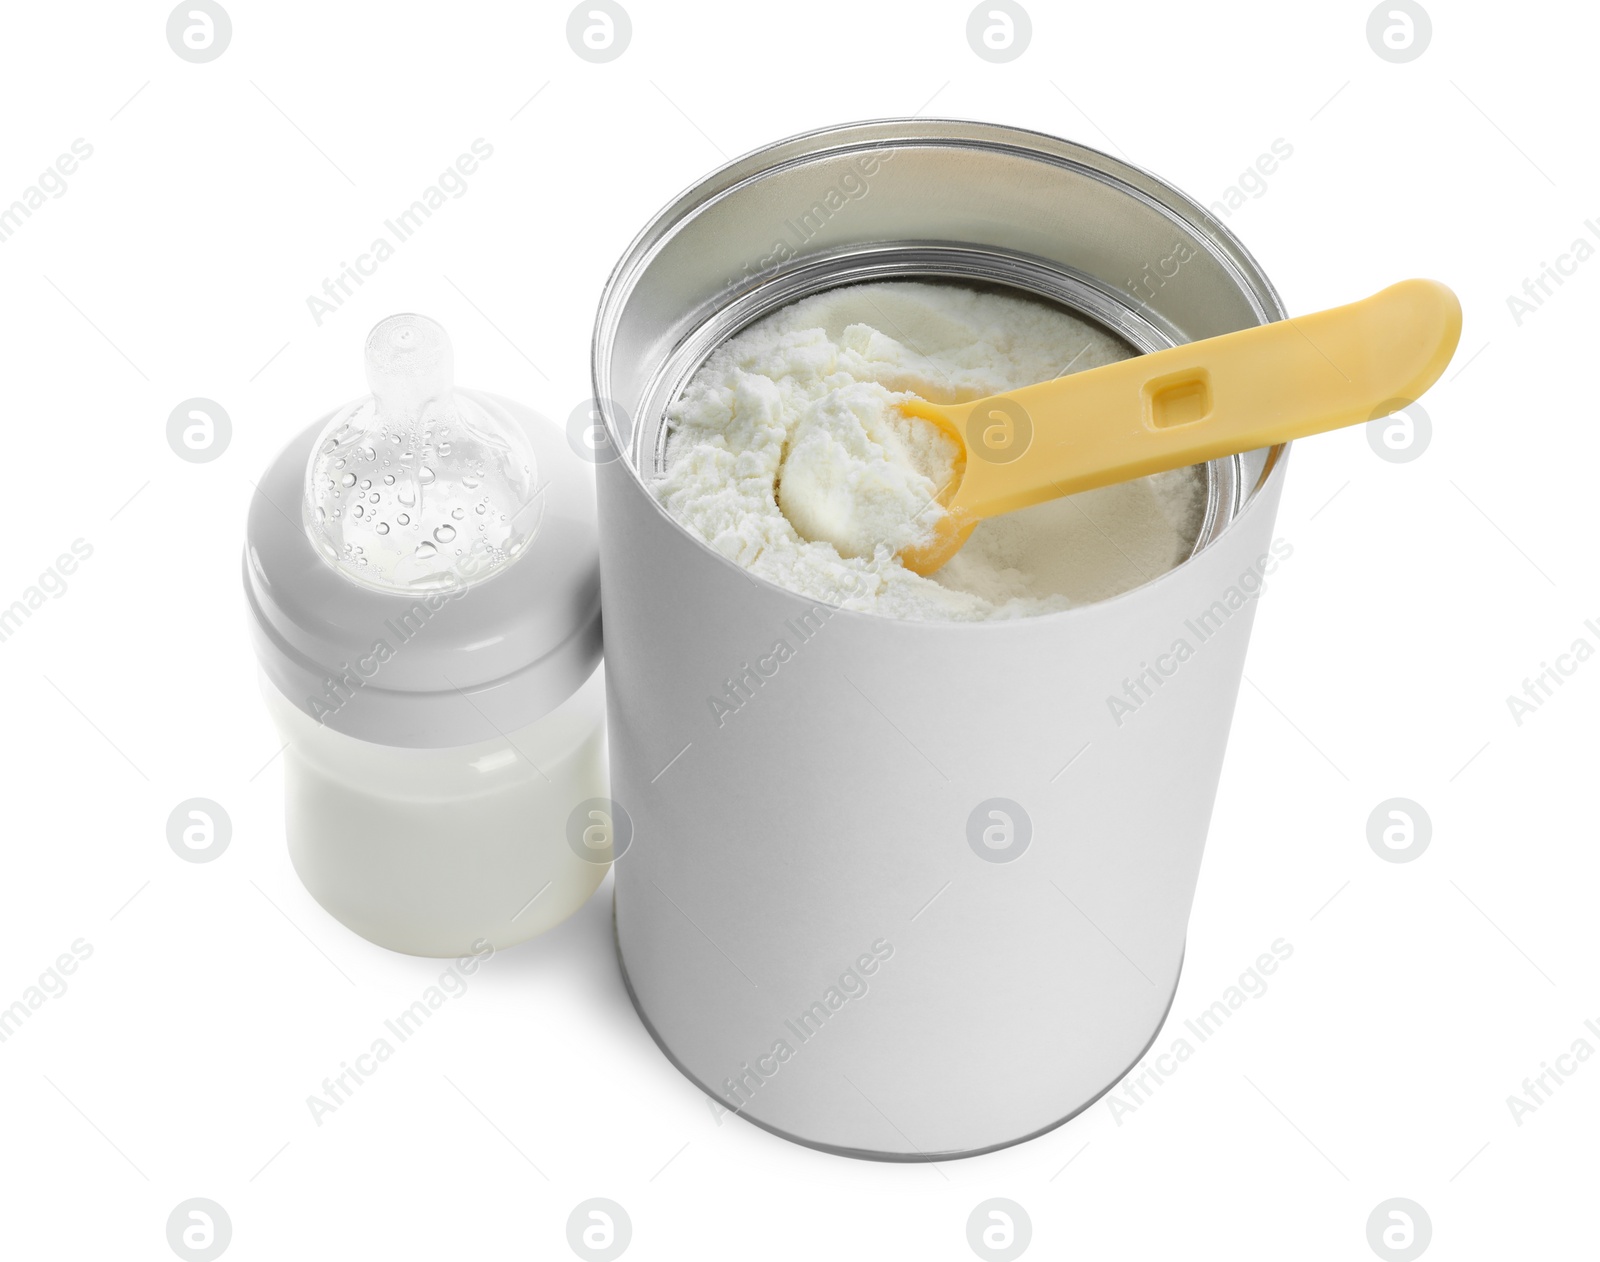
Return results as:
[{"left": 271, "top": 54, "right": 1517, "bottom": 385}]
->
[{"left": 244, "top": 314, "right": 608, "bottom": 956}]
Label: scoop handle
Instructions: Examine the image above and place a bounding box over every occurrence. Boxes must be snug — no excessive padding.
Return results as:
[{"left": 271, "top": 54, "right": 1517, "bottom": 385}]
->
[{"left": 925, "top": 279, "right": 1461, "bottom": 522}]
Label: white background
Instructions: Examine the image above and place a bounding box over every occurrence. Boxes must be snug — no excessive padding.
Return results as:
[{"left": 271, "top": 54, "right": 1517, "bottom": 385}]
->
[{"left": 1, "top": 1, "right": 1593, "bottom": 1258}]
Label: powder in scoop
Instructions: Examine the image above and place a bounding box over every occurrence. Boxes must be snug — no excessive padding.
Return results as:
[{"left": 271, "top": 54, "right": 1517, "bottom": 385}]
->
[
  {"left": 653, "top": 281, "right": 1204, "bottom": 621},
  {"left": 775, "top": 380, "right": 958, "bottom": 559}
]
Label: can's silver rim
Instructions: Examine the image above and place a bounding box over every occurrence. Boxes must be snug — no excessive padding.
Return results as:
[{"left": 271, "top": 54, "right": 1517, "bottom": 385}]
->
[{"left": 591, "top": 117, "right": 1290, "bottom": 622}]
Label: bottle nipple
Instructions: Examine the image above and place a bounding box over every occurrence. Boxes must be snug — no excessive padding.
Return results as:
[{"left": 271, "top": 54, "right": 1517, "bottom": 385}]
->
[{"left": 303, "top": 314, "right": 540, "bottom": 592}]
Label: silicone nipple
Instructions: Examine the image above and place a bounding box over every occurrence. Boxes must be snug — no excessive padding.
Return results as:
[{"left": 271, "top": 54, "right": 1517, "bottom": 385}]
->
[{"left": 303, "top": 314, "right": 540, "bottom": 592}]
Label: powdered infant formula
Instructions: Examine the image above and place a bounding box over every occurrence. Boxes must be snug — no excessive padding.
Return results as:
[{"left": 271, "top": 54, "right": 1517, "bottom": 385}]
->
[{"left": 653, "top": 281, "right": 1205, "bottom": 621}]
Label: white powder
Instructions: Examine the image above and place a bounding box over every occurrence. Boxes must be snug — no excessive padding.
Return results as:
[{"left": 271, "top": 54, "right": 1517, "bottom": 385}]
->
[{"left": 653, "top": 281, "right": 1205, "bottom": 621}]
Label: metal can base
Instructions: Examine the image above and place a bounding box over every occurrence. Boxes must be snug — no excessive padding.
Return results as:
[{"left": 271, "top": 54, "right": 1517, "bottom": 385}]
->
[{"left": 613, "top": 896, "right": 1186, "bottom": 1163}]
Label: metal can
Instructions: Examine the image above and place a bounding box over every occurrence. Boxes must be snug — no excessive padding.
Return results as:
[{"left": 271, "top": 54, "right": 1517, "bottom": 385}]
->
[{"left": 592, "top": 119, "right": 1291, "bottom": 1159}]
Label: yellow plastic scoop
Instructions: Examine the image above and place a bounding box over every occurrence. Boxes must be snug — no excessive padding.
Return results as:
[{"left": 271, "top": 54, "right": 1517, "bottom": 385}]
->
[{"left": 898, "top": 278, "right": 1461, "bottom": 576}]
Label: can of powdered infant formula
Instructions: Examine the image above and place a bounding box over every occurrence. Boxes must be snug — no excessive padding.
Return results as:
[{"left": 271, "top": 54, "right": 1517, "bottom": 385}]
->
[{"left": 591, "top": 119, "right": 1292, "bottom": 1159}]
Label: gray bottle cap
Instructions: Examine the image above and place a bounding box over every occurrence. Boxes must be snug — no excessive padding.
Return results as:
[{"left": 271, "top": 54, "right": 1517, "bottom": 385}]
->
[{"left": 244, "top": 390, "right": 602, "bottom": 748}]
